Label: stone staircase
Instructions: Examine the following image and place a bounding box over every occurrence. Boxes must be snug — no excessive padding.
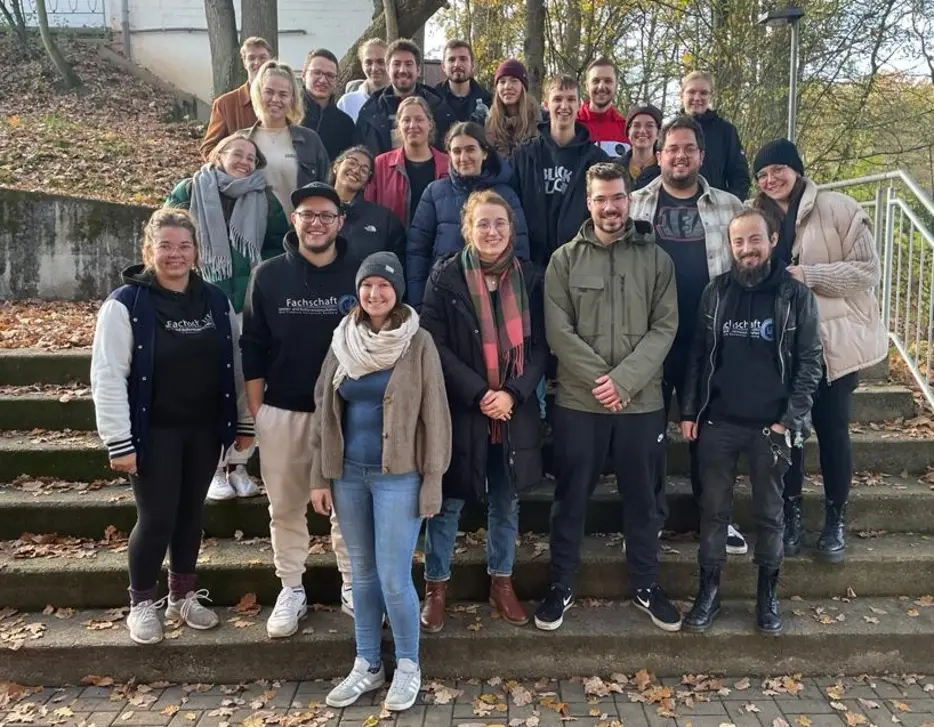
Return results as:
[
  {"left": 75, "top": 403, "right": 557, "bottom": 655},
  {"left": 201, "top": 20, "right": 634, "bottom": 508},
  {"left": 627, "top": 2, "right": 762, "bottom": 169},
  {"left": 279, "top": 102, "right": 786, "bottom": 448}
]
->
[{"left": 2, "top": 350, "right": 934, "bottom": 683}]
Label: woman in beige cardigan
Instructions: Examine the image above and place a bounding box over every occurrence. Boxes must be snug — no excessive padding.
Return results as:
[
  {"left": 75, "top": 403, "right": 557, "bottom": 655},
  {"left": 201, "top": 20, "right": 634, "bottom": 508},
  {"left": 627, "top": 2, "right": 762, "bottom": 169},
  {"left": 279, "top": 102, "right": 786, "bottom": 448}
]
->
[
  {"left": 751, "top": 139, "right": 887, "bottom": 564},
  {"left": 308, "top": 251, "right": 451, "bottom": 713}
]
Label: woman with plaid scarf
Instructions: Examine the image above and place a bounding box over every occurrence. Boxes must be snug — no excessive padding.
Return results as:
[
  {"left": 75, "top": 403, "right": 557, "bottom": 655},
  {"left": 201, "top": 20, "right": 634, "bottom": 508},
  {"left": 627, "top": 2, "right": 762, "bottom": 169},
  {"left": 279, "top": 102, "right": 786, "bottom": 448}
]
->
[{"left": 419, "top": 190, "right": 549, "bottom": 633}]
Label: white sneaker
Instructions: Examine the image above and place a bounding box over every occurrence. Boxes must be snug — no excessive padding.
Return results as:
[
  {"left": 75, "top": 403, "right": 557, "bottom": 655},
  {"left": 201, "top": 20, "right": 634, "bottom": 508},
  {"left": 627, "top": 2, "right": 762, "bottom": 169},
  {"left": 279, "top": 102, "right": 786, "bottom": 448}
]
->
[
  {"left": 326, "top": 657, "right": 386, "bottom": 708},
  {"left": 384, "top": 658, "right": 421, "bottom": 711},
  {"left": 229, "top": 466, "right": 260, "bottom": 498},
  {"left": 165, "top": 589, "right": 219, "bottom": 630},
  {"left": 266, "top": 587, "right": 307, "bottom": 638},
  {"left": 206, "top": 469, "right": 236, "bottom": 501},
  {"left": 341, "top": 583, "right": 354, "bottom": 617},
  {"left": 727, "top": 524, "right": 749, "bottom": 555},
  {"left": 127, "top": 597, "right": 167, "bottom": 645}
]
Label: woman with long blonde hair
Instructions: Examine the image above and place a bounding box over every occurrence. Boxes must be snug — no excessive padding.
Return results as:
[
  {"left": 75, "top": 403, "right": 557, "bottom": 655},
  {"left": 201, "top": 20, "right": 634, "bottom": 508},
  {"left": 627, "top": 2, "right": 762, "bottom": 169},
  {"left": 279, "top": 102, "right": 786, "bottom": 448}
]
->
[{"left": 485, "top": 59, "right": 542, "bottom": 157}]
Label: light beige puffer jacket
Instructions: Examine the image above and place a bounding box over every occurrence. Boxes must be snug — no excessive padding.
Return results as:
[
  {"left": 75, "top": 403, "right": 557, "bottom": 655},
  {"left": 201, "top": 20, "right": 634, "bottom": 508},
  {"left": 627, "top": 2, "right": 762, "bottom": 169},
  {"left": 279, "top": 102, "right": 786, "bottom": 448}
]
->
[{"left": 792, "top": 178, "right": 888, "bottom": 381}]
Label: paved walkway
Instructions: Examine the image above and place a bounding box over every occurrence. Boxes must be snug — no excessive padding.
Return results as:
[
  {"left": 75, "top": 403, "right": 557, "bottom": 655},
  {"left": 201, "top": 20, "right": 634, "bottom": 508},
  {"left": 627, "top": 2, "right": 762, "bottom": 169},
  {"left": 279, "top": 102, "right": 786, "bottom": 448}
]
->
[{"left": 3, "top": 676, "right": 933, "bottom": 727}]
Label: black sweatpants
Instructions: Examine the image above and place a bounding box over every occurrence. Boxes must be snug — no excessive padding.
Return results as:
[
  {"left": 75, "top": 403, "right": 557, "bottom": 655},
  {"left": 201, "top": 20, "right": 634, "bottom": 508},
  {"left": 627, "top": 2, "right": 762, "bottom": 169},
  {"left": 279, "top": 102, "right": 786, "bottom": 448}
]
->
[
  {"left": 549, "top": 406, "right": 666, "bottom": 591},
  {"left": 128, "top": 426, "right": 222, "bottom": 592},
  {"left": 697, "top": 421, "right": 788, "bottom": 570},
  {"left": 783, "top": 372, "right": 858, "bottom": 504}
]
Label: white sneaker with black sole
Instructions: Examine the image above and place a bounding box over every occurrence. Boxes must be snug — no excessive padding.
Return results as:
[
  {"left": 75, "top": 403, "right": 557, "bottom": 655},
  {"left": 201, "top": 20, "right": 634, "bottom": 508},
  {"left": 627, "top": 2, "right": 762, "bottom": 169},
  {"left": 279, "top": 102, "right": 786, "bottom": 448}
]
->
[
  {"left": 633, "top": 584, "right": 682, "bottom": 632},
  {"left": 726, "top": 524, "right": 748, "bottom": 555},
  {"left": 533, "top": 583, "right": 574, "bottom": 631}
]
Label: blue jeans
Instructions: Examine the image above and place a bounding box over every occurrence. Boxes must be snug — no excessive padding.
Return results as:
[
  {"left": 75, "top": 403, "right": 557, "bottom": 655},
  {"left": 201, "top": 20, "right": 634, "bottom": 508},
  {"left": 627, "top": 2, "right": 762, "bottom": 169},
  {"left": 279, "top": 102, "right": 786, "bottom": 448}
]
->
[
  {"left": 332, "top": 461, "right": 423, "bottom": 665},
  {"left": 424, "top": 443, "right": 519, "bottom": 581},
  {"left": 536, "top": 377, "right": 547, "bottom": 421}
]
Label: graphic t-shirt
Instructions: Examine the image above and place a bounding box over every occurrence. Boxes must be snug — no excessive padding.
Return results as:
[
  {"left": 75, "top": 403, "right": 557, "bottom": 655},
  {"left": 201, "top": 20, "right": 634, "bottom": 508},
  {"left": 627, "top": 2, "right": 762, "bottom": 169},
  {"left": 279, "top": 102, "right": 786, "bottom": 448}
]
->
[
  {"left": 543, "top": 143, "right": 580, "bottom": 250},
  {"left": 653, "top": 187, "right": 708, "bottom": 346}
]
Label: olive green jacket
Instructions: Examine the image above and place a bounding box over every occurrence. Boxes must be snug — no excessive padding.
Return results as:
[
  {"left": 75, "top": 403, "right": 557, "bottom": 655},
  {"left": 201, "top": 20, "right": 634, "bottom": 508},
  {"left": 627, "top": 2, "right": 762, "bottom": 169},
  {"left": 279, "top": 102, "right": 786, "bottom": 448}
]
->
[{"left": 544, "top": 217, "right": 678, "bottom": 414}]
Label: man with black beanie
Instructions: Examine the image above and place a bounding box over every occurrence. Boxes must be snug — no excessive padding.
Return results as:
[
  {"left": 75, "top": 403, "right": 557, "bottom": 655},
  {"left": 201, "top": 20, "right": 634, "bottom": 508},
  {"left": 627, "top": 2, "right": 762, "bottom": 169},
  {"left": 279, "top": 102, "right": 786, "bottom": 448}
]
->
[
  {"left": 679, "top": 208, "right": 822, "bottom": 636},
  {"left": 241, "top": 182, "right": 360, "bottom": 639}
]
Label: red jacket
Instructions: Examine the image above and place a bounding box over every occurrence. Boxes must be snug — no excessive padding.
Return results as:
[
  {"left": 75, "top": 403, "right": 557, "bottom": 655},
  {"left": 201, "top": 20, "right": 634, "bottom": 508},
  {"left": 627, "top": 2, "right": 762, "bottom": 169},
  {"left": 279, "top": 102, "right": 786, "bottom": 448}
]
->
[
  {"left": 576, "top": 104, "right": 630, "bottom": 158},
  {"left": 364, "top": 147, "right": 449, "bottom": 227}
]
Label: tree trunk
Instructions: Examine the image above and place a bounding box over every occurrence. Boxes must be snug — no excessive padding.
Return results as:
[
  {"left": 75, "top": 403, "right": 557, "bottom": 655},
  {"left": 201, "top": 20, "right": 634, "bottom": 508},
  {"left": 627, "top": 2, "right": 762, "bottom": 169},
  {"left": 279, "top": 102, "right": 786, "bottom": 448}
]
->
[
  {"left": 34, "top": 0, "right": 82, "bottom": 90},
  {"left": 563, "top": 0, "right": 582, "bottom": 75},
  {"left": 525, "top": 0, "right": 546, "bottom": 99},
  {"left": 337, "top": 0, "right": 445, "bottom": 89},
  {"left": 0, "top": 0, "right": 30, "bottom": 55},
  {"left": 384, "top": 0, "right": 399, "bottom": 43},
  {"left": 241, "top": 0, "right": 278, "bottom": 56},
  {"left": 204, "top": 0, "right": 245, "bottom": 97}
]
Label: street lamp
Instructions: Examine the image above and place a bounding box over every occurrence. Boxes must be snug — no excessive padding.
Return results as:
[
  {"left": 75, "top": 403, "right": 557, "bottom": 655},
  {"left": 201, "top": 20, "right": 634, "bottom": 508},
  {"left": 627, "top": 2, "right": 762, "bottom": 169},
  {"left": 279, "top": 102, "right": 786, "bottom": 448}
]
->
[{"left": 758, "top": 6, "right": 805, "bottom": 143}]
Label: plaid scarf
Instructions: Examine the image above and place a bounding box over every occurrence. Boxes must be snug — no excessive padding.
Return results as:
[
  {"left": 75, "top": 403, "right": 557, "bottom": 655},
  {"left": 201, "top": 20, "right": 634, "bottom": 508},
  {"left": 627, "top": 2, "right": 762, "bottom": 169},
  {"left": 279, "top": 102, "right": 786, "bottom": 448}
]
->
[{"left": 461, "top": 245, "right": 531, "bottom": 442}]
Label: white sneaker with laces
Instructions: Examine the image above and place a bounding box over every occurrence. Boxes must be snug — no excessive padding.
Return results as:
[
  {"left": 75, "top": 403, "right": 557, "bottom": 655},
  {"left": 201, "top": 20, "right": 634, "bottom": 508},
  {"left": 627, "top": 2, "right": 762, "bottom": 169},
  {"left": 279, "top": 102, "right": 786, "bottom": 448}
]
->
[
  {"left": 206, "top": 469, "right": 236, "bottom": 501},
  {"left": 341, "top": 583, "right": 354, "bottom": 617},
  {"left": 165, "top": 589, "right": 219, "bottom": 630},
  {"left": 726, "top": 524, "right": 749, "bottom": 555},
  {"left": 127, "top": 596, "right": 167, "bottom": 645},
  {"left": 266, "top": 587, "right": 307, "bottom": 638},
  {"left": 229, "top": 466, "right": 260, "bottom": 498},
  {"left": 384, "top": 658, "right": 421, "bottom": 711},
  {"left": 326, "top": 657, "right": 386, "bottom": 708}
]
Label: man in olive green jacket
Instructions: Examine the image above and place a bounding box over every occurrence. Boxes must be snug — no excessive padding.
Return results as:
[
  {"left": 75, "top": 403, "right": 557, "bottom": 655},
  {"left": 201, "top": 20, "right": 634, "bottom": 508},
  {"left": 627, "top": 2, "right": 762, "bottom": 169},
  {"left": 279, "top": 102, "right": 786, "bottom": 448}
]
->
[{"left": 536, "top": 162, "right": 681, "bottom": 634}]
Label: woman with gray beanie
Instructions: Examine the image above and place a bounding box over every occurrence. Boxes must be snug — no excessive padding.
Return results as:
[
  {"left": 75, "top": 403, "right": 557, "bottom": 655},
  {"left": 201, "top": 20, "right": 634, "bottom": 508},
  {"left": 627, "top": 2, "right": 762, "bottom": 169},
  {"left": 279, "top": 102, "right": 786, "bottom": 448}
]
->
[
  {"left": 308, "top": 251, "right": 451, "bottom": 713},
  {"left": 751, "top": 138, "right": 887, "bottom": 563}
]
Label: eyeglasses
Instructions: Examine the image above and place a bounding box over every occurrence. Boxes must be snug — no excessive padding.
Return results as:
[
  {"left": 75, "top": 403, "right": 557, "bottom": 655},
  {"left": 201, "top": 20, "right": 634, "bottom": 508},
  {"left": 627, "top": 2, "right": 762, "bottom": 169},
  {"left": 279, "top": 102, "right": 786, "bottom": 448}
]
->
[
  {"left": 309, "top": 69, "right": 338, "bottom": 82},
  {"left": 341, "top": 157, "right": 372, "bottom": 176},
  {"left": 154, "top": 241, "right": 195, "bottom": 253},
  {"left": 662, "top": 145, "right": 700, "bottom": 156},
  {"left": 590, "top": 194, "right": 628, "bottom": 206},
  {"left": 474, "top": 220, "right": 510, "bottom": 233},
  {"left": 755, "top": 165, "right": 792, "bottom": 182},
  {"left": 294, "top": 211, "right": 340, "bottom": 225}
]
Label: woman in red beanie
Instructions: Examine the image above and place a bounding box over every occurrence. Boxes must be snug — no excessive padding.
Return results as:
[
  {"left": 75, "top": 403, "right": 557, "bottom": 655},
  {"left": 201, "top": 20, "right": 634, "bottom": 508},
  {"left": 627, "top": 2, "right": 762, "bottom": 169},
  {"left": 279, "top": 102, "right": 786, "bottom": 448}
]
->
[{"left": 485, "top": 59, "right": 542, "bottom": 157}]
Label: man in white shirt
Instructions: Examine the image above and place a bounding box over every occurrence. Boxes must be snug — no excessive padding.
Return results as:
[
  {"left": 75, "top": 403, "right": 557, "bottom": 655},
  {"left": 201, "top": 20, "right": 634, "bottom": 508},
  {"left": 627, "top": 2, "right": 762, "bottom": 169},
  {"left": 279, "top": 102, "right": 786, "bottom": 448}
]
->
[{"left": 337, "top": 38, "right": 389, "bottom": 122}]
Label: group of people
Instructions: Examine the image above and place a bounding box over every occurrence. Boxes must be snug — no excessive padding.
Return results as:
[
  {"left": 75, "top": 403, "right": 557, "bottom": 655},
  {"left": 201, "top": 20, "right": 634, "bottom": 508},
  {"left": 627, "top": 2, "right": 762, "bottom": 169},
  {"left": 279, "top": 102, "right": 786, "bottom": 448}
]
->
[{"left": 89, "top": 31, "right": 888, "bottom": 715}]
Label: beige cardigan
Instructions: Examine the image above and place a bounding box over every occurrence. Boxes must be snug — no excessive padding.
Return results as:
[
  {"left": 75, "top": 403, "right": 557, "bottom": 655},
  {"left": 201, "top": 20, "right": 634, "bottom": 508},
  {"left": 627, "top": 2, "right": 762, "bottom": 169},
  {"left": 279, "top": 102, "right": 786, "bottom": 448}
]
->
[
  {"left": 309, "top": 327, "right": 452, "bottom": 517},
  {"left": 793, "top": 179, "right": 888, "bottom": 381}
]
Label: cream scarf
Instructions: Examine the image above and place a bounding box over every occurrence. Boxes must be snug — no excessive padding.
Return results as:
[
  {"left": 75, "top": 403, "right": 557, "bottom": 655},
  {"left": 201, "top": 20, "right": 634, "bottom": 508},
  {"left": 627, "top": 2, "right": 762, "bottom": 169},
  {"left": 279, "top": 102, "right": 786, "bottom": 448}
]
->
[{"left": 331, "top": 306, "right": 420, "bottom": 388}]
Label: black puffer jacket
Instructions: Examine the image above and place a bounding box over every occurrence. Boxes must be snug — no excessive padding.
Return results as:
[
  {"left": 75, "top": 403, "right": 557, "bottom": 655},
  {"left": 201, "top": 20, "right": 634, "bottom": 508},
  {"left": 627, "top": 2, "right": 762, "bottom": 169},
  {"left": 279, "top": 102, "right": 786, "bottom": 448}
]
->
[
  {"left": 355, "top": 83, "right": 457, "bottom": 156},
  {"left": 420, "top": 254, "right": 549, "bottom": 501},
  {"left": 681, "top": 268, "right": 823, "bottom": 436}
]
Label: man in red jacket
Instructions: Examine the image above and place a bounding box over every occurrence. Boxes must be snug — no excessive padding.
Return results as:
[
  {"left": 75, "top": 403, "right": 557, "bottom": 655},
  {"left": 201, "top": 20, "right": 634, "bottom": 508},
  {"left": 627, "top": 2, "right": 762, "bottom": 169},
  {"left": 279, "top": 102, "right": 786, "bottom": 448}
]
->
[{"left": 576, "top": 58, "right": 630, "bottom": 159}]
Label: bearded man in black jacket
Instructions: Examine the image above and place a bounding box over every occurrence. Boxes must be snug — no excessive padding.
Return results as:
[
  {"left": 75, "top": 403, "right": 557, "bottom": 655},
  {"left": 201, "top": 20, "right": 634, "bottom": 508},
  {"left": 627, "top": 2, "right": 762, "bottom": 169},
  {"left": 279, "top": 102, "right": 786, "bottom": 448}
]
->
[{"left": 679, "top": 208, "right": 822, "bottom": 637}]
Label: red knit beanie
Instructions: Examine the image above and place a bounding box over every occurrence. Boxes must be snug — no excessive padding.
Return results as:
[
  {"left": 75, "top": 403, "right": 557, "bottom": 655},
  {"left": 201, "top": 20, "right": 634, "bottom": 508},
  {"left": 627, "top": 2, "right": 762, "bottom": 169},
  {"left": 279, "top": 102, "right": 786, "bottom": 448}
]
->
[{"left": 494, "top": 59, "right": 529, "bottom": 90}]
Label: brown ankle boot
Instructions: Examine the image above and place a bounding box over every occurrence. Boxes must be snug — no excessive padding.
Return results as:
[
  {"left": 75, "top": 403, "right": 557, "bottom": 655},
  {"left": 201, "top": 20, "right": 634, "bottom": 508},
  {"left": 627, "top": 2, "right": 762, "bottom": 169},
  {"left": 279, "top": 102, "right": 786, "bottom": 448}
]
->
[
  {"left": 420, "top": 581, "right": 447, "bottom": 633},
  {"left": 489, "top": 576, "right": 529, "bottom": 626}
]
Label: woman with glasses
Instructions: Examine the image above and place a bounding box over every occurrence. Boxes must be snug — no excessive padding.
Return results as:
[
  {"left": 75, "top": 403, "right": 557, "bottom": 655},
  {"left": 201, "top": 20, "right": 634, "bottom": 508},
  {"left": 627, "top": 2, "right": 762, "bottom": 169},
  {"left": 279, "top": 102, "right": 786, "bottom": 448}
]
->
[
  {"left": 165, "top": 131, "right": 287, "bottom": 501},
  {"left": 418, "top": 190, "right": 548, "bottom": 633},
  {"left": 751, "top": 138, "right": 887, "bottom": 563},
  {"left": 331, "top": 146, "right": 407, "bottom": 263}
]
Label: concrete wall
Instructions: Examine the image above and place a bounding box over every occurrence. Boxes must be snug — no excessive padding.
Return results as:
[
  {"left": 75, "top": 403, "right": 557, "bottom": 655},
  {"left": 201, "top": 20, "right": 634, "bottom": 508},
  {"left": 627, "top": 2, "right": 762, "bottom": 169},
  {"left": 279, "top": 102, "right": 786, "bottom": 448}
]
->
[{"left": 0, "top": 188, "right": 154, "bottom": 301}]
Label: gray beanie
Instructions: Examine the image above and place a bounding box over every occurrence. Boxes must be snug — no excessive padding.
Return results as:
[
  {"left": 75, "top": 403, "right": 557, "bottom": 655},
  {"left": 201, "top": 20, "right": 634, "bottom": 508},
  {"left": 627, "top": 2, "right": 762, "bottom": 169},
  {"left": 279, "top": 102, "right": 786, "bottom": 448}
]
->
[{"left": 356, "top": 251, "right": 406, "bottom": 302}]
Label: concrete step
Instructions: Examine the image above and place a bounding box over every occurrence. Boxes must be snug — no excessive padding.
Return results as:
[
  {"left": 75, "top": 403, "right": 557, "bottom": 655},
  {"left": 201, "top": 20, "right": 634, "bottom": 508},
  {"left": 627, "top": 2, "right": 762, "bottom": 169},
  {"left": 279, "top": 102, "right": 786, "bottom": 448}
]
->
[
  {"left": 0, "top": 350, "right": 91, "bottom": 386},
  {"left": 2, "top": 532, "right": 931, "bottom": 610},
  {"left": 1, "top": 475, "right": 930, "bottom": 540},
  {"left": 3, "top": 429, "right": 934, "bottom": 483},
  {"left": 1, "top": 595, "right": 932, "bottom": 682}
]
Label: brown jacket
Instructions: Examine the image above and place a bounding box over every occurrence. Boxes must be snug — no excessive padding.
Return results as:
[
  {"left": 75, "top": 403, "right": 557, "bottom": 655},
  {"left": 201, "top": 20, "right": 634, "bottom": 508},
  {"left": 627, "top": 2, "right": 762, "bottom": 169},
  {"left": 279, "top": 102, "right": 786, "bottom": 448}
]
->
[
  {"left": 309, "top": 327, "right": 452, "bottom": 516},
  {"left": 200, "top": 83, "right": 258, "bottom": 159},
  {"left": 793, "top": 178, "right": 887, "bottom": 381}
]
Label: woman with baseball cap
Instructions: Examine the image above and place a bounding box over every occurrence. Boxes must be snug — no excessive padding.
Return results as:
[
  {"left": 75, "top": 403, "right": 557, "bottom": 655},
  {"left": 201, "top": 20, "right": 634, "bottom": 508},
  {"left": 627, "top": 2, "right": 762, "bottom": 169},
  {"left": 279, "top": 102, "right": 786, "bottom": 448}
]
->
[{"left": 485, "top": 59, "right": 542, "bottom": 157}]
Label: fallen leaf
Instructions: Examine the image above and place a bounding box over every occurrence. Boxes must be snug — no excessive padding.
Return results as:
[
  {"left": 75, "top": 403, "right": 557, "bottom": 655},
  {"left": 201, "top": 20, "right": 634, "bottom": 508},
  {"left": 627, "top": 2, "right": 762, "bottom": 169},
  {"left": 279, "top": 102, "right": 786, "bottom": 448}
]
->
[
  {"left": 845, "top": 712, "right": 868, "bottom": 726},
  {"left": 161, "top": 706, "right": 180, "bottom": 716},
  {"left": 796, "top": 716, "right": 813, "bottom": 727},
  {"left": 831, "top": 702, "right": 848, "bottom": 712},
  {"left": 892, "top": 702, "right": 911, "bottom": 713},
  {"left": 734, "top": 678, "right": 751, "bottom": 691},
  {"left": 744, "top": 704, "right": 761, "bottom": 714},
  {"left": 858, "top": 699, "right": 880, "bottom": 710}
]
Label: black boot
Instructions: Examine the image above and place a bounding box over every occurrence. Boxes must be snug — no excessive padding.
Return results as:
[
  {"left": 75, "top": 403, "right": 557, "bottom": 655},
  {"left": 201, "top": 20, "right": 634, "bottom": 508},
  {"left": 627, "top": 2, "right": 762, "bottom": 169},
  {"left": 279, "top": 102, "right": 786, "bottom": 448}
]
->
[
  {"left": 684, "top": 566, "right": 721, "bottom": 632},
  {"left": 756, "top": 567, "right": 782, "bottom": 635},
  {"left": 816, "top": 500, "right": 846, "bottom": 563},
  {"left": 783, "top": 496, "right": 803, "bottom": 557}
]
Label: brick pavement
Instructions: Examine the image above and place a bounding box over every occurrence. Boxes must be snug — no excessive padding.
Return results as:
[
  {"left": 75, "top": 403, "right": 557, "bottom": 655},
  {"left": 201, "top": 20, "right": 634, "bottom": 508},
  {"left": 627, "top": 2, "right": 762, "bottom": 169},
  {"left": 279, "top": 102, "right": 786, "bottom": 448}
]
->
[{"left": 2, "top": 676, "right": 933, "bottom": 727}]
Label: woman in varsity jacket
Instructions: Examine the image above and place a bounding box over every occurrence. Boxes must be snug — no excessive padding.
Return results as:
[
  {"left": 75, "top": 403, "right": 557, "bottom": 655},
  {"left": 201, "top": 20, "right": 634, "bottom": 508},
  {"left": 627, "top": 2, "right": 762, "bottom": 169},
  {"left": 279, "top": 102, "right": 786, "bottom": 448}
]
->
[{"left": 90, "top": 208, "right": 253, "bottom": 646}]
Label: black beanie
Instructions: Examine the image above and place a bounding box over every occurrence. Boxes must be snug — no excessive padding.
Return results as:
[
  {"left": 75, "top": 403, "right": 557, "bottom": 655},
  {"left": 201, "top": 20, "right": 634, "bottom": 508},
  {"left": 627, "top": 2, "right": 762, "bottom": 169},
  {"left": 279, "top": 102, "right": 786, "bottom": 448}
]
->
[
  {"left": 356, "top": 251, "right": 406, "bottom": 302},
  {"left": 753, "top": 139, "right": 804, "bottom": 176}
]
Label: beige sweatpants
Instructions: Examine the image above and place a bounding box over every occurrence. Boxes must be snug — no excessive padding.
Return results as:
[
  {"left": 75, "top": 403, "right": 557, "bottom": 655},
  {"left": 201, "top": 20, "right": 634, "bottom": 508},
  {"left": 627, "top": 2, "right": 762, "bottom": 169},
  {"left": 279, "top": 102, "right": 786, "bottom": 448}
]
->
[{"left": 256, "top": 404, "right": 351, "bottom": 588}]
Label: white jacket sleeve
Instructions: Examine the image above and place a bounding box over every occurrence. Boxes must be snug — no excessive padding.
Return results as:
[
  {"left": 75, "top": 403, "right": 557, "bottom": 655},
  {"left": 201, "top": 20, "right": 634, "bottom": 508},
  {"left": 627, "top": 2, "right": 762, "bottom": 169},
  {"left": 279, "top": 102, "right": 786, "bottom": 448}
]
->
[
  {"left": 229, "top": 304, "right": 254, "bottom": 437},
  {"left": 90, "top": 300, "right": 135, "bottom": 459}
]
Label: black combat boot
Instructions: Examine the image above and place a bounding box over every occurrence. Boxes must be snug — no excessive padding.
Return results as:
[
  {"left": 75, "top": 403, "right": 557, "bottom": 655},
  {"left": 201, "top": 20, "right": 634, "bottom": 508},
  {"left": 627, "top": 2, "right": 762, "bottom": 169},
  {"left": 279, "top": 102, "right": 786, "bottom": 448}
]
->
[
  {"left": 783, "top": 496, "right": 803, "bottom": 556},
  {"left": 815, "top": 500, "right": 846, "bottom": 563},
  {"left": 684, "top": 566, "right": 721, "bottom": 632},
  {"left": 756, "top": 566, "right": 782, "bottom": 635}
]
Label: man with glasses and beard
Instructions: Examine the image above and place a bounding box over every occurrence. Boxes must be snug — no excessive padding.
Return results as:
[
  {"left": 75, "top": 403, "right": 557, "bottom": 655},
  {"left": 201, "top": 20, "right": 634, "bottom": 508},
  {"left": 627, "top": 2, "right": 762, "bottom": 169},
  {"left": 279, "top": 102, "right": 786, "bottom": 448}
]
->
[
  {"left": 630, "top": 115, "right": 745, "bottom": 554},
  {"left": 678, "top": 208, "right": 822, "bottom": 636},
  {"left": 240, "top": 182, "right": 360, "bottom": 639}
]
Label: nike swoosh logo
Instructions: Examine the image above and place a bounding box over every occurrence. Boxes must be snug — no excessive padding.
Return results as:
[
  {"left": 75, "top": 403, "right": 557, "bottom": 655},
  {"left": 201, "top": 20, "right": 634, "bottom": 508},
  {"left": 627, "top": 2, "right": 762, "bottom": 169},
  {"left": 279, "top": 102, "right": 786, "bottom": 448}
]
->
[
  {"left": 636, "top": 596, "right": 650, "bottom": 608},
  {"left": 563, "top": 594, "right": 573, "bottom": 607}
]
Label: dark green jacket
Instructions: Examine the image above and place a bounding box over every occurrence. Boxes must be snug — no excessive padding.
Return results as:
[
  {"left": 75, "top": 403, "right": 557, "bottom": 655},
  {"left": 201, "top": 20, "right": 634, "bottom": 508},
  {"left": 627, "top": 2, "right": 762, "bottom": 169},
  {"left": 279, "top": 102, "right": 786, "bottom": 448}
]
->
[
  {"left": 164, "top": 179, "right": 289, "bottom": 312},
  {"left": 544, "top": 217, "right": 678, "bottom": 414}
]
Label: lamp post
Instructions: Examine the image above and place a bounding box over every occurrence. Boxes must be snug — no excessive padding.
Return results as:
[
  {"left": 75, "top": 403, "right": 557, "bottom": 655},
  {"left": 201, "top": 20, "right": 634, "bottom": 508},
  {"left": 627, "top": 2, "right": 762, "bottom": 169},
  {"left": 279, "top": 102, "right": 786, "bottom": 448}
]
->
[{"left": 758, "top": 7, "right": 805, "bottom": 143}]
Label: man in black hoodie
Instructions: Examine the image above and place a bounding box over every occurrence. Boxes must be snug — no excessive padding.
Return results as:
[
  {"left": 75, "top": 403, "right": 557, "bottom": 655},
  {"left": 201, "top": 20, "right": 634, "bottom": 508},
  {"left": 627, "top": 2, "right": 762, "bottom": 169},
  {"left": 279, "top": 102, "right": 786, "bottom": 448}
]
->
[
  {"left": 435, "top": 39, "right": 492, "bottom": 124},
  {"left": 681, "top": 70, "right": 751, "bottom": 201},
  {"left": 300, "top": 49, "right": 356, "bottom": 161},
  {"left": 241, "top": 182, "right": 360, "bottom": 640},
  {"left": 679, "top": 208, "right": 822, "bottom": 636},
  {"left": 510, "top": 74, "right": 608, "bottom": 266},
  {"left": 355, "top": 38, "right": 457, "bottom": 156}
]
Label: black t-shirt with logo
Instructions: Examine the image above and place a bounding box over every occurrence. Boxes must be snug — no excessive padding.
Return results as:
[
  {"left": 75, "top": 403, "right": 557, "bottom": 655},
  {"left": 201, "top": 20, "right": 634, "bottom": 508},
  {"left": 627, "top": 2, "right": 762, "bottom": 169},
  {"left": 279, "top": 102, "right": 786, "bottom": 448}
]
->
[{"left": 653, "top": 187, "right": 709, "bottom": 348}]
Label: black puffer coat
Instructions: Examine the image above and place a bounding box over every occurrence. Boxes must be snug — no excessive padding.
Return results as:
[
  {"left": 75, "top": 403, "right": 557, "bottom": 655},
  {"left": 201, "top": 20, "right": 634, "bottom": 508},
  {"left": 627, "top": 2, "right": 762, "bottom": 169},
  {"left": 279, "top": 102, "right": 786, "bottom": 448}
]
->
[{"left": 420, "top": 253, "right": 548, "bottom": 501}]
